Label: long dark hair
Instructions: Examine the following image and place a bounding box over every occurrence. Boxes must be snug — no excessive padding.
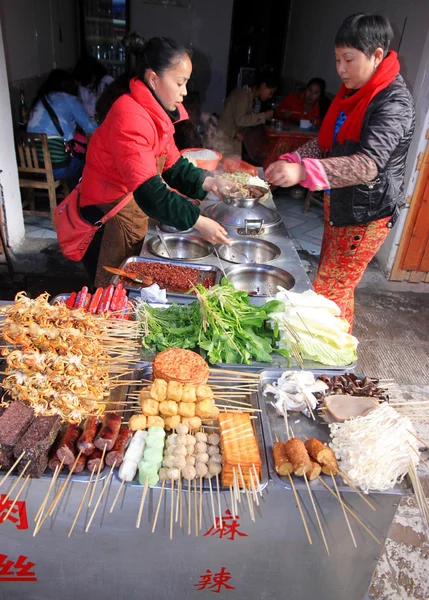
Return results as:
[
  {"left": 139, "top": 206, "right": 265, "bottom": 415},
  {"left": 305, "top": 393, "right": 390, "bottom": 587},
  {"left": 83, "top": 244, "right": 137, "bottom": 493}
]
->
[
  {"left": 301, "top": 77, "right": 330, "bottom": 119},
  {"left": 95, "top": 72, "right": 132, "bottom": 123},
  {"left": 73, "top": 56, "right": 108, "bottom": 90},
  {"left": 31, "top": 69, "right": 77, "bottom": 109},
  {"left": 122, "top": 31, "right": 192, "bottom": 80}
]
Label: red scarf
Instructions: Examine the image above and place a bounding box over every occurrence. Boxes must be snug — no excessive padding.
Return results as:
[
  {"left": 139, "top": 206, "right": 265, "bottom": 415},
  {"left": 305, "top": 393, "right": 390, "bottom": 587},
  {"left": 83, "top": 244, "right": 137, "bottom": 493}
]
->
[{"left": 318, "top": 50, "right": 400, "bottom": 151}]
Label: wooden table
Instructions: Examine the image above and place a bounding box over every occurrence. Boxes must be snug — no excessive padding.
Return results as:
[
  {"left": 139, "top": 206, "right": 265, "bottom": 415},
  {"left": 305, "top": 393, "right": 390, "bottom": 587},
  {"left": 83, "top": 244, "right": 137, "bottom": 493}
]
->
[{"left": 263, "top": 124, "right": 318, "bottom": 169}]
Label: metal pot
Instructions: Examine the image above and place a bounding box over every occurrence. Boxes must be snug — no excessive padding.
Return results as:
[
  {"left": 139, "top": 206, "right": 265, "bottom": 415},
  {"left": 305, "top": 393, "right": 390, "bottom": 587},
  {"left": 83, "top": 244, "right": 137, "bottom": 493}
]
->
[
  {"left": 158, "top": 223, "right": 194, "bottom": 234},
  {"left": 147, "top": 234, "right": 214, "bottom": 261},
  {"left": 220, "top": 185, "right": 269, "bottom": 209},
  {"left": 217, "top": 239, "right": 281, "bottom": 264},
  {"left": 225, "top": 264, "right": 295, "bottom": 296}
]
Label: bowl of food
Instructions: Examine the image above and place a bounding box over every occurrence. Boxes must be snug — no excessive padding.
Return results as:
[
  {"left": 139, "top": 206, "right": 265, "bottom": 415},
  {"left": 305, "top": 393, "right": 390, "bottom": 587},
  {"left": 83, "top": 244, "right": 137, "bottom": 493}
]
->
[{"left": 181, "top": 148, "right": 223, "bottom": 171}]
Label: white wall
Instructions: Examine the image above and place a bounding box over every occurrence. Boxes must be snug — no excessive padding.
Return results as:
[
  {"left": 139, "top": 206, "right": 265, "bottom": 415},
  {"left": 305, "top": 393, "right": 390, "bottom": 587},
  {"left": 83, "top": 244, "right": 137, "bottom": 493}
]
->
[
  {"left": 0, "top": 18, "right": 24, "bottom": 248},
  {"left": 131, "top": 0, "right": 234, "bottom": 115}
]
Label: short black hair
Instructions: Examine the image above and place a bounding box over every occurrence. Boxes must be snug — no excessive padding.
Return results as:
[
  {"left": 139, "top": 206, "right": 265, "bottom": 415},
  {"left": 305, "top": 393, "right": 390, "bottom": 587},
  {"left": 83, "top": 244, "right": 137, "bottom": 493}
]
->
[
  {"left": 122, "top": 31, "right": 191, "bottom": 78},
  {"left": 254, "top": 67, "right": 279, "bottom": 90},
  {"left": 335, "top": 13, "right": 394, "bottom": 58},
  {"left": 32, "top": 69, "right": 77, "bottom": 109}
]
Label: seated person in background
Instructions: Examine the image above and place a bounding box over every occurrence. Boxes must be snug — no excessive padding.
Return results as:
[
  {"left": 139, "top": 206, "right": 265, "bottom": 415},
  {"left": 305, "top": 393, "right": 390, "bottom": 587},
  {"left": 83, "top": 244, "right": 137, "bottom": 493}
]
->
[
  {"left": 218, "top": 67, "right": 279, "bottom": 156},
  {"left": 95, "top": 72, "right": 133, "bottom": 123},
  {"left": 275, "top": 77, "right": 330, "bottom": 126},
  {"left": 27, "top": 69, "right": 97, "bottom": 189},
  {"left": 73, "top": 56, "right": 114, "bottom": 119}
]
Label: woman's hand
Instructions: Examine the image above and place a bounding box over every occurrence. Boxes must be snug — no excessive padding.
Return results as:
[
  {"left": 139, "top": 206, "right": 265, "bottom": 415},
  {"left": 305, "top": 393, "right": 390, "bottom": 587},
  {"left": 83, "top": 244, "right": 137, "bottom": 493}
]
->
[
  {"left": 264, "top": 161, "right": 306, "bottom": 187},
  {"left": 194, "top": 216, "right": 231, "bottom": 246},
  {"left": 202, "top": 176, "right": 237, "bottom": 199}
]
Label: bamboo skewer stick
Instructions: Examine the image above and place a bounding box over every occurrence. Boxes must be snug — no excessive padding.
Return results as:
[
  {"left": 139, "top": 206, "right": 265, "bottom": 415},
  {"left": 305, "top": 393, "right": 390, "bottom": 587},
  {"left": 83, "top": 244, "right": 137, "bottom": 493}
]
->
[
  {"left": 34, "top": 459, "right": 65, "bottom": 522},
  {"left": 68, "top": 466, "right": 97, "bottom": 538},
  {"left": 316, "top": 476, "right": 380, "bottom": 544},
  {"left": 199, "top": 476, "right": 203, "bottom": 531},
  {"left": 194, "top": 479, "right": 198, "bottom": 537},
  {"left": 287, "top": 473, "right": 312, "bottom": 545},
  {"left": 208, "top": 477, "right": 216, "bottom": 528},
  {"left": 233, "top": 467, "right": 240, "bottom": 504},
  {"left": 249, "top": 469, "right": 259, "bottom": 506},
  {"left": 283, "top": 399, "right": 290, "bottom": 441},
  {"left": 85, "top": 460, "right": 117, "bottom": 533},
  {"left": 88, "top": 444, "right": 107, "bottom": 507},
  {"left": 208, "top": 368, "right": 259, "bottom": 378},
  {"left": 152, "top": 481, "right": 165, "bottom": 533},
  {"left": 215, "top": 473, "right": 222, "bottom": 528},
  {"left": 303, "top": 473, "right": 330, "bottom": 556},
  {"left": 252, "top": 464, "right": 263, "bottom": 497},
  {"left": 229, "top": 484, "right": 236, "bottom": 518},
  {"left": 187, "top": 479, "right": 193, "bottom": 535},
  {"left": 339, "top": 471, "right": 377, "bottom": 512},
  {"left": 331, "top": 473, "right": 357, "bottom": 548},
  {"left": 136, "top": 475, "right": 149, "bottom": 529},
  {"left": 4, "top": 461, "right": 31, "bottom": 502},
  {"left": 0, "top": 451, "right": 25, "bottom": 488},
  {"left": 4, "top": 474, "right": 30, "bottom": 521},
  {"left": 170, "top": 479, "right": 175, "bottom": 541},
  {"left": 245, "top": 482, "right": 255, "bottom": 522},
  {"left": 175, "top": 473, "right": 181, "bottom": 523}
]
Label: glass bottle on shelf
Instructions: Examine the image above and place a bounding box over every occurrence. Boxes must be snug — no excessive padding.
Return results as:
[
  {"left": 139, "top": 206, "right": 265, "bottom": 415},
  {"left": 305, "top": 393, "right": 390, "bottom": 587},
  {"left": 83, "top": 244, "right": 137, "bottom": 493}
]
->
[{"left": 18, "top": 89, "right": 30, "bottom": 127}]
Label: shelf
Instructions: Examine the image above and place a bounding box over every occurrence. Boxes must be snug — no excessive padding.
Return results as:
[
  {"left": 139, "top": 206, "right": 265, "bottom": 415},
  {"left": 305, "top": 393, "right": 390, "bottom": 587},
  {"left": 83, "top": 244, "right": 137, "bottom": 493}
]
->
[{"left": 85, "top": 16, "right": 126, "bottom": 25}]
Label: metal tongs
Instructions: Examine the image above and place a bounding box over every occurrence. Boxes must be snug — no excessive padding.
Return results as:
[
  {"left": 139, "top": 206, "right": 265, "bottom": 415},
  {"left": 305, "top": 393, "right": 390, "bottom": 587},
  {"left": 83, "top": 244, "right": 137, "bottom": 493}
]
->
[{"left": 155, "top": 225, "right": 172, "bottom": 259}]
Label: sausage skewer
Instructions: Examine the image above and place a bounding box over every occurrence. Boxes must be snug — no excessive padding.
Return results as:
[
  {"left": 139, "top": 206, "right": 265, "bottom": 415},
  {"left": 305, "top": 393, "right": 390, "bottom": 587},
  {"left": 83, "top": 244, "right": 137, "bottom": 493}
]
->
[
  {"left": 77, "top": 417, "right": 101, "bottom": 456},
  {"left": 303, "top": 472, "right": 330, "bottom": 556}
]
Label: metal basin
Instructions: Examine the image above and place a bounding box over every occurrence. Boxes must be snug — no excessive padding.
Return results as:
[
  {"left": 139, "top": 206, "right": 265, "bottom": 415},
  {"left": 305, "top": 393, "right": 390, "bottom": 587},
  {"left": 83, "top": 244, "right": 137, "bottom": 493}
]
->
[
  {"left": 158, "top": 223, "right": 194, "bottom": 234},
  {"left": 147, "top": 234, "right": 214, "bottom": 261},
  {"left": 225, "top": 264, "right": 295, "bottom": 296},
  {"left": 217, "top": 239, "right": 281, "bottom": 264}
]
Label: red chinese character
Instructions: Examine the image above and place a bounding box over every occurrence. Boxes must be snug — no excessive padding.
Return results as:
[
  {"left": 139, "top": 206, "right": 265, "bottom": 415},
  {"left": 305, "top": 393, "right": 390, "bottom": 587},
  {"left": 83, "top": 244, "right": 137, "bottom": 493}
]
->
[
  {"left": 0, "top": 554, "right": 15, "bottom": 580},
  {"left": 13, "top": 556, "right": 37, "bottom": 581},
  {"left": 194, "top": 567, "right": 235, "bottom": 593},
  {"left": 203, "top": 509, "right": 248, "bottom": 541},
  {"left": 0, "top": 494, "right": 29, "bottom": 530}
]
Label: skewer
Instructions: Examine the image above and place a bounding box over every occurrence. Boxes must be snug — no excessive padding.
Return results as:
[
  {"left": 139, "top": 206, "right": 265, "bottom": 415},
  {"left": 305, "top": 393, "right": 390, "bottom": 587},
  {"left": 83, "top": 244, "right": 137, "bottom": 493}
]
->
[
  {"left": 68, "top": 466, "right": 97, "bottom": 537},
  {"left": 339, "top": 471, "right": 376, "bottom": 512},
  {"left": 88, "top": 444, "right": 107, "bottom": 507},
  {"left": 208, "top": 476, "right": 216, "bottom": 528},
  {"left": 34, "top": 459, "right": 65, "bottom": 522},
  {"left": 245, "top": 482, "right": 255, "bottom": 522},
  {"left": 214, "top": 397, "right": 253, "bottom": 406},
  {"left": 4, "top": 474, "right": 30, "bottom": 520},
  {"left": 188, "top": 478, "right": 192, "bottom": 535},
  {"left": 136, "top": 475, "right": 149, "bottom": 529},
  {"left": 237, "top": 464, "right": 246, "bottom": 490},
  {"left": 283, "top": 398, "right": 290, "bottom": 441},
  {"left": 85, "top": 460, "right": 117, "bottom": 533},
  {"left": 199, "top": 476, "right": 203, "bottom": 531},
  {"left": 252, "top": 464, "right": 263, "bottom": 497},
  {"left": 316, "top": 476, "right": 380, "bottom": 544},
  {"left": 303, "top": 473, "right": 330, "bottom": 556},
  {"left": 152, "top": 480, "right": 165, "bottom": 533},
  {"left": 233, "top": 467, "right": 241, "bottom": 504},
  {"left": 170, "top": 478, "right": 175, "bottom": 541},
  {"left": 4, "top": 461, "right": 31, "bottom": 502},
  {"left": 331, "top": 473, "right": 357, "bottom": 548},
  {"left": 229, "top": 484, "right": 236, "bottom": 518},
  {"left": 194, "top": 479, "right": 198, "bottom": 537},
  {"left": 215, "top": 405, "right": 261, "bottom": 413},
  {"left": 287, "top": 473, "right": 312, "bottom": 545},
  {"left": 408, "top": 443, "right": 429, "bottom": 472},
  {"left": 249, "top": 469, "right": 259, "bottom": 506},
  {"left": 175, "top": 472, "right": 181, "bottom": 523},
  {"left": 0, "top": 451, "right": 25, "bottom": 487},
  {"left": 215, "top": 472, "right": 223, "bottom": 528},
  {"left": 208, "top": 368, "right": 259, "bottom": 378}
]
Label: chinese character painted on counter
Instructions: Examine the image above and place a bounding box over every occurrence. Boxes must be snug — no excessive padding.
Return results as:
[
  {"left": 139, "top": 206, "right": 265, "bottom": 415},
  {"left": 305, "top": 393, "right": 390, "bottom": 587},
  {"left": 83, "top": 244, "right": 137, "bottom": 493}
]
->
[
  {"left": 194, "top": 567, "right": 235, "bottom": 593},
  {"left": 203, "top": 510, "right": 248, "bottom": 541},
  {"left": 0, "top": 554, "right": 37, "bottom": 582},
  {"left": 0, "top": 494, "right": 29, "bottom": 530}
]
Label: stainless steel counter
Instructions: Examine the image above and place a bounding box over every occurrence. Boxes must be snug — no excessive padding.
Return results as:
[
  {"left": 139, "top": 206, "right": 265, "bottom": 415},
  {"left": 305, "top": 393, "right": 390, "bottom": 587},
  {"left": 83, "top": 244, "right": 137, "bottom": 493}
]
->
[{"left": 139, "top": 193, "right": 313, "bottom": 305}]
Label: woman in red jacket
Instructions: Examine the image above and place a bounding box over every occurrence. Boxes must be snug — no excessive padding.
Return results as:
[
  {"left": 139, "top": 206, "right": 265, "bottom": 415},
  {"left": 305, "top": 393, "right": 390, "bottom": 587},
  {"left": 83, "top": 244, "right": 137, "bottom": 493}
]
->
[{"left": 79, "top": 34, "right": 231, "bottom": 286}]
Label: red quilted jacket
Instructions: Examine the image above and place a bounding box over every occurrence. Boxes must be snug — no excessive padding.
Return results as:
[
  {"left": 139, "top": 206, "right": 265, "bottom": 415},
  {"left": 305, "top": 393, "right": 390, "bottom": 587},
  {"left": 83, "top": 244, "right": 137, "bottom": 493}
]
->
[{"left": 79, "top": 78, "right": 187, "bottom": 207}]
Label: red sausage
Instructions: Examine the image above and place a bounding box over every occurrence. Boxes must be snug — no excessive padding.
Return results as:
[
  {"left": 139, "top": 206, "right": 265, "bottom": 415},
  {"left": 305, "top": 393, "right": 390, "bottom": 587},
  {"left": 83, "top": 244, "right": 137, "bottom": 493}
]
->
[
  {"left": 70, "top": 453, "right": 87, "bottom": 474},
  {"left": 88, "top": 288, "right": 104, "bottom": 314},
  {"left": 110, "top": 283, "right": 123, "bottom": 312},
  {"left": 94, "top": 413, "right": 122, "bottom": 452},
  {"left": 65, "top": 292, "right": 76, "bottom": 308},
  {"left": 74, "top": 292, "right": 82, "bottom": 308},
  {"left": 56, "top": 424, "right": 82, "bottom": 466},
  {"left": 97, "top": 285, "right": 114, "bottom": 313},
  {"left": 82, "top": 293, "right": 92, "bottom": 310},
  {"left": 105, "top": 427, "right": 132, "bottom": 467},
  {"left": 48, "top": 455, "right": 64, "bottom": 472},
  {"left": 77, "top": 416, "right": 101, "bottom": 456},
  {"left": 76, "top": 286, "right": 88, "bottom": 309},
  {"left": 87, "top": 449, "right": 104, "bottom": 473}
]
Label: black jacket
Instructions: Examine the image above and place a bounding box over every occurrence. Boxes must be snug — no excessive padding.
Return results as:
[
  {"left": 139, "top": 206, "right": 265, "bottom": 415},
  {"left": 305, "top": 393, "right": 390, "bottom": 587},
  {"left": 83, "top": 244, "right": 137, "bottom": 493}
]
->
[{"left": 329, "top": 75, "right": 415, "bottom": 227}]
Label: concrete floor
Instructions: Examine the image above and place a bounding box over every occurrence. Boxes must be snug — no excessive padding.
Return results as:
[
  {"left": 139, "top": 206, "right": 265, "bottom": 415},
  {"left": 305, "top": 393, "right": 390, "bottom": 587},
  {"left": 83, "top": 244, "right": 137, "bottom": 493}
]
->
[{"left": 1, "top": 194, "right": 429, "bottom": 599}]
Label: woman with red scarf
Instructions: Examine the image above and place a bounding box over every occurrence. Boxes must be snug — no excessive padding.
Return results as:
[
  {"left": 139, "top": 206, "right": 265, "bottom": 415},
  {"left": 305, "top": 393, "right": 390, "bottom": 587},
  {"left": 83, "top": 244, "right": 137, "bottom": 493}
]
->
[{"left": 265, "top": 14, "right": 415, "bottom": 330}]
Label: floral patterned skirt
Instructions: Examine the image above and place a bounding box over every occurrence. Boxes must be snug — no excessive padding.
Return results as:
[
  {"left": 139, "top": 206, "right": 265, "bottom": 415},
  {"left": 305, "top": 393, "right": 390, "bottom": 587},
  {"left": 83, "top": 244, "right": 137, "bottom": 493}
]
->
[{"left": 313, "top": 197, "right": 391, "bottom": 331}]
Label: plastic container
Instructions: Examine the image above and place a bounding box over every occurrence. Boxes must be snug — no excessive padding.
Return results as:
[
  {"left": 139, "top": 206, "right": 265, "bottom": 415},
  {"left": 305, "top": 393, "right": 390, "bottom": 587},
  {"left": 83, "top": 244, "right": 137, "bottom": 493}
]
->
[{"left": 180, "top": 148, "right": 222, "bottom": 171}]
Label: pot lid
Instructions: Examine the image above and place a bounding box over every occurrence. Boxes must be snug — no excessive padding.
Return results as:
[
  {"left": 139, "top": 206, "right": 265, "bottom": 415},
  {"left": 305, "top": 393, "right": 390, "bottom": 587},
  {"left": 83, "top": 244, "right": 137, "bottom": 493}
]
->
[{"left": 202, "top": 201, "right": 282, "bottom": 229}]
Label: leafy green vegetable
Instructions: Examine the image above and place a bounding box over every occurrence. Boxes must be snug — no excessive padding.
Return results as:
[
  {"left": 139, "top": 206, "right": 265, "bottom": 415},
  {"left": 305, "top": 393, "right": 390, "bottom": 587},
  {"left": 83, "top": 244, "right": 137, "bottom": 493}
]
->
[{"left": 137, "top": 301, "right": 201, "bottom": 352}]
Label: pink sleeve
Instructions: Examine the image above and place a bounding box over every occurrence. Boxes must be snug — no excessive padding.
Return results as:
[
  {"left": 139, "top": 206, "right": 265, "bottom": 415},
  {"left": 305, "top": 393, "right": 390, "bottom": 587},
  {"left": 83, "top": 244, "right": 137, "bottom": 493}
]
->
[
  {"left": 279, "top": 152, "right": 301, "bottom": 163},
  {"left": 299, "top": 158, "right": 329, "bottom": 191}
]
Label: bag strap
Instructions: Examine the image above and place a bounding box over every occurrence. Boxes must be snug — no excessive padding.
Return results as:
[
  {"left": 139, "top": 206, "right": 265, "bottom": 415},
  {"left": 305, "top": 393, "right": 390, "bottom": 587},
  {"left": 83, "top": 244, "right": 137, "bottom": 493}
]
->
[
  {"left": 75, "top": 187, "right": 134, "bottom": 227},
  {"left": 41, "top": 96, "right": 65, "bottom": 138}
]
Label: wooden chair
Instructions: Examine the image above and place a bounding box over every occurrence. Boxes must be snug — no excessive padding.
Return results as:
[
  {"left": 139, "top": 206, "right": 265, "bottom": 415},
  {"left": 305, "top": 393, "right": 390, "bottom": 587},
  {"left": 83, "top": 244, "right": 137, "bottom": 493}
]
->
[{"left": 17, "top": 133, "right": 69, "bottom": 223}]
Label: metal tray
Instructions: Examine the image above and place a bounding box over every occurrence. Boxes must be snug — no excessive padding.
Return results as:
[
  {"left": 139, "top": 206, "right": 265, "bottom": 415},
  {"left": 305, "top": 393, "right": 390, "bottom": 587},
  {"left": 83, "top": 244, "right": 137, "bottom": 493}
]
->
[
  {"left": 225, "top": 264, "right": 295, "bottom": 296},
  {"left": 111, "top": 256, "right": 222, "bottom": 300},
  {"left": 147, "top": 234, "right": 214, "bottom": 261},
  {"left": 258, "top": 369, "right": 411, "bottom": 495},
  {"left": 114, "top": 365, "right": 269, "bottom": 494}
]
